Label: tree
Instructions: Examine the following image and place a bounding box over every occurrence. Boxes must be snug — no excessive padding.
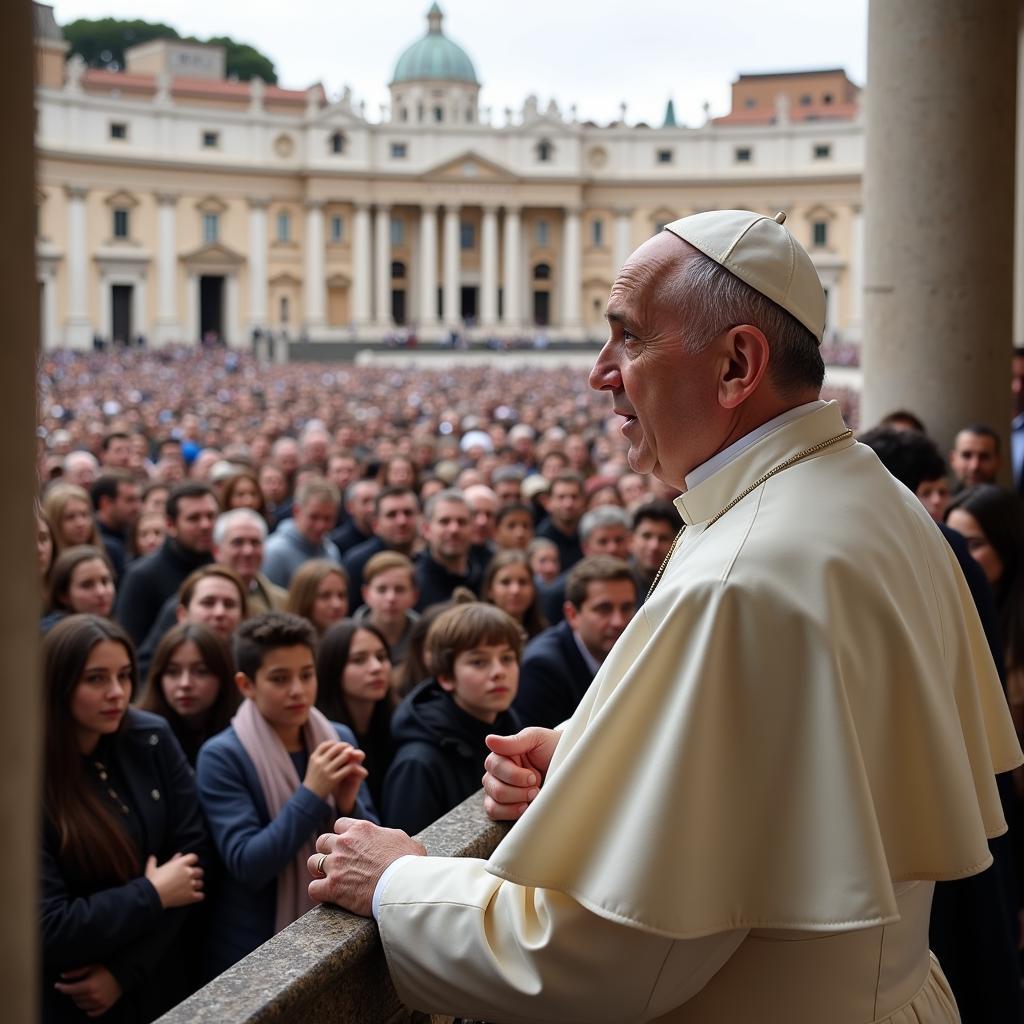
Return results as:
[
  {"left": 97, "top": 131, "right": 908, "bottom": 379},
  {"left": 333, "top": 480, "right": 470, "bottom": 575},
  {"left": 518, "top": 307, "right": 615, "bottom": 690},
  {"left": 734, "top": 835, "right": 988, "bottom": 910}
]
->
[{"left": 62, "top": 18, "right": 278, "bottom": 83}]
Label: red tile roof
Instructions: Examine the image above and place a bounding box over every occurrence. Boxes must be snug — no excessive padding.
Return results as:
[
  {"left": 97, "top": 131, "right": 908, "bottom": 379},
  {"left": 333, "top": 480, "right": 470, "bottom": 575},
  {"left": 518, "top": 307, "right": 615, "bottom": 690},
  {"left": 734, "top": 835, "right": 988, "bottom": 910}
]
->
[
  {"left": 713, "top": 101, "right": 859, "bottom": 125},
  {"left": 79, "top": 68, "right": 324, "bottom": 106}
]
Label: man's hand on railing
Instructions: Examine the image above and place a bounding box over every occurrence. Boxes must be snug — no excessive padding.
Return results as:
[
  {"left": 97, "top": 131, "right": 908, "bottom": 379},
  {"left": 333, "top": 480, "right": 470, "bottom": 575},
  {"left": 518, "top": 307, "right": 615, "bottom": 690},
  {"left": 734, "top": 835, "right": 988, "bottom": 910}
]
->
[
  {"left": 307, "top": 819, "right": 426, "bottom": 917},
  {"left": 481, "top": 727, "right": 561, "bottom": 821}
]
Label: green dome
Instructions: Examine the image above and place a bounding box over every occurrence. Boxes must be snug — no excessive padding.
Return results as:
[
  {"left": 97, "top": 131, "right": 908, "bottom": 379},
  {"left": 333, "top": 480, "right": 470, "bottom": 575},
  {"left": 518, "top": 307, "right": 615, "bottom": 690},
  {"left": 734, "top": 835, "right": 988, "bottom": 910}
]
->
[{"left": 391, "top": 4, "right": 479, "bottom": 86}]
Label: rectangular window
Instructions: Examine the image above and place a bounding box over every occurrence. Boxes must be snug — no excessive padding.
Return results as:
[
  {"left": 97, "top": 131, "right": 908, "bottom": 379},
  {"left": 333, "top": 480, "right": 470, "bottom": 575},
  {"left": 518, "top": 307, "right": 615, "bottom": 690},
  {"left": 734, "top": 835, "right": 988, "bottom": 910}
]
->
[
  {"left": 535, "top": 220, "right": 550, "bottom": 247},
  {"left": 592, "top": 219, "right": 604, "bottom": 247},
  {"left": 734, "top": 147, "right": 752, "bottom": 163},
  {"left": 202, "top": 213, "right": 219, "bottom": 244},
  {"left": 330, "top": 215, "right": 344, "bottom": 243},
  {"left": 656, "top": 149, "right": 673, "bottom": 164},
  {"left": 460, "top": 223, "right": 475, "bottom": 250},
  {"left": 109, "top": 122, "right": 127, "bottom": 140},
  {"left": 390, "top": 217, "right": 405, "bottom": 246},
  {"left": 812, "top": 221, "right": 828, "bottom": 247},
  {"left": 391, "top": 142, "right": 407, "bottom": 159},
  {"left": 112, "top": 209, "right": 129, "bottom": 239},
  {"left": 276, "top": 212, "right": 291, "bottom": 242},
  {"left": 202, "top": 131, "right": 220, "bottom": 149},
  {"left": 813, "top": 143, "right": 832, "bottom": 160}
]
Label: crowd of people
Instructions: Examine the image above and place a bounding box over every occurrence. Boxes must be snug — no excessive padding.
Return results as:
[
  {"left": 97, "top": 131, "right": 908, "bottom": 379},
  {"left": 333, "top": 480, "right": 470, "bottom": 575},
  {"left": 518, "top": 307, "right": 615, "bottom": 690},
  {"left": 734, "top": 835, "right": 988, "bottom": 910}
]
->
[{"left": 33, "top": 343, "right": 1024, "bottom": 1021}]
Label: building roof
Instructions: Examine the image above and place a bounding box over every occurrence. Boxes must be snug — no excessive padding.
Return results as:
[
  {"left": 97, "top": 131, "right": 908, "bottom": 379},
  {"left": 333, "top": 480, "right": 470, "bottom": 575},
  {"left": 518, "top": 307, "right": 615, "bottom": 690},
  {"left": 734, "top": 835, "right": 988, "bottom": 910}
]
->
[
  {"left": 391, "top": 4, "right": 479, "bottom": 86},
  {"left": 80, "top": 67, "right": 322, "bottom": 106},
  {"left": 713, "top": 101, "right": 858, "bottom": 125}
]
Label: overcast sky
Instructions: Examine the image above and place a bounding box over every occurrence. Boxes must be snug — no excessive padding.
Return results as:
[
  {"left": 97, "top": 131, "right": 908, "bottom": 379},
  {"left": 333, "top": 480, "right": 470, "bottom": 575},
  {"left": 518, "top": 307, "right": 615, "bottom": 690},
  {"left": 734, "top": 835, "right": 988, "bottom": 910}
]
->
[{"left": 50, "top": 0, "right": 868, "bottom": 126}]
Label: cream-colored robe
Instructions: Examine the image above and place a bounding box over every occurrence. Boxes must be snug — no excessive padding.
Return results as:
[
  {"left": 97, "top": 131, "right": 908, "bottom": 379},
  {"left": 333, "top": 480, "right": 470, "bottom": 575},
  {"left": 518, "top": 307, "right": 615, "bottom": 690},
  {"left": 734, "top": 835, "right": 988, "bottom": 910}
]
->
[{"left": 378, "top": 402, "right": 1021, "bottom": 1023}]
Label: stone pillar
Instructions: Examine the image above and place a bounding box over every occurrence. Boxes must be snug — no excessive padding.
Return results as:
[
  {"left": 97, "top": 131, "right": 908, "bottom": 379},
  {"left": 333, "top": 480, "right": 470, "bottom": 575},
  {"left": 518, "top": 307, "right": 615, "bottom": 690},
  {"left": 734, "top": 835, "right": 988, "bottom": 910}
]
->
[
  {"left": 374, "top": 204, "right": 392, "bottom": 329},
  {"left": 352, "top": 203, "right": 372, "bottom": 327},
  {"left": 862, "top": 0, "right": 1018, "bottom": 457},
  {"left": 419, "top": 204, "right": 439, "bottom": 326},
  {"left": 247, "top": 198, "right": 269, "bottom": 335},
  {"left": 480, "top": 205, "right": 499, "bottom": 328},
  {"left": 41, "top": 269, "right": 59, "bottom": 349},
  {"left": 0, "top": 4, "right": 41, "bottom": 1017},
  {"left": 561, "top": 206, "right": 582, "bottom": 331},
  {"left": 613, "top": 208, "right": 633, "bottom": 275},
  {"left": 64, "top": 185, "right": 91, "bottom": 348},
  {"left": 303, "top": 199, "right": 326, "bottom": 331},
  {"left": 153, "top": 192, "right": 180, "bottom": 345},
  {"left": 225, "top": 273, "right": 240, "bottom": 348},
  {"left": 1015, "top": 15, "right": 1024, "bottom": 346},
  {"left": 848, "top": 204, "right": 864, "bottom": 343},
  {"left": 443, "top": 204, "right": 461, "bottom": 328},
  {"left": 502, "top": 206, "right": 521, "bottom": 329}
]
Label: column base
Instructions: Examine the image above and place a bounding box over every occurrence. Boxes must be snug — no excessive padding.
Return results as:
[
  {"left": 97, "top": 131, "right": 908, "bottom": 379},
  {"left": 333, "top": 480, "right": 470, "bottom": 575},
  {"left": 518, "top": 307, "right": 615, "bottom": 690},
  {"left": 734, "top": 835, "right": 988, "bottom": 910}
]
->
[
  {"left": 64, "top": 317, "right": 93, "bottom": 350},
  {"left": 152, "top": 319, "right": 182, "bottom": 347}
]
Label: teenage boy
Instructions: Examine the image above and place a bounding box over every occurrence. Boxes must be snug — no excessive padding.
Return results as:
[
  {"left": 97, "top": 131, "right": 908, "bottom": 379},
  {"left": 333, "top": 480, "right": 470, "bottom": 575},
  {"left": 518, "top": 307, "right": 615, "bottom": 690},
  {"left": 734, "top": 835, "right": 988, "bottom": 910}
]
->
[
  {"left": 382, "top": 603, "right": 521, "bottom": 836},
  {"left": 355, "top": 551, "right": 420, "bottom": 665},
  {"left": 196, "top": 613, "right": 377, "bottom": 976}
]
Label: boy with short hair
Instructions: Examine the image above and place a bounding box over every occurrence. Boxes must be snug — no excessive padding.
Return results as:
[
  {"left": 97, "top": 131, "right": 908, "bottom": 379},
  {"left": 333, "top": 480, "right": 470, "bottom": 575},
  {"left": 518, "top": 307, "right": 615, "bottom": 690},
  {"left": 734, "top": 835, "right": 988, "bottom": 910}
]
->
[
  {"left": 197, "top": 612, "right": 376, "bottom": 976},
  {"left": 382, "top": 603, "right": 522, "bottom": 835},
  {"left": 356, "top": 550, "right": 420, "bottom": 664}
]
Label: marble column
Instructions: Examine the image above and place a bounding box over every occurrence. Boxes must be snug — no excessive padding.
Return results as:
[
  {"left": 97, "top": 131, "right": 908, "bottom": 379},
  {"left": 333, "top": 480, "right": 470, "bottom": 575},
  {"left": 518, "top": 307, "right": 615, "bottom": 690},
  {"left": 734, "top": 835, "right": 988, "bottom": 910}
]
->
[
  {"left": 303, "top": 199, "right": 326, "bottom": 331},
  {"left": 247, "top": 198, "right": 269, "bottom": 336},
  {"left": 561, "top": 206, "right": 582, "bottom": 331},
  {"left": 1015, "top": 15, "right": 1024, "bottom": 346},
  {"left": 862, "top": 0, "right": 1018, "bottom": 457},
  {"left": 502, "top": 206, "right": 521, "bottom": 329},
  {"left": 153, "top": 192, "right": 180, "bottom": 345},
  {"left": 442, "top": 204, "right": 460, "bottom": 328},
  {"left": 480, "top": 205, "right": 499, "bottom": 328},
  {"left": 419, "top": 204, "right": 439, "bottom": 326},
  {"left": 64, "top": 185, "right": 91, "bottom": 348},
  {"left": 374, "top": 204, "right": 392, "bottom": 329},
  {"left": 352, "top": 203, "right": 372, "bottom": 327},
  {"left": 613, "top": 208, "right": 633, "bottom": 275},
  {"left": 848, "top": 205, "right": 863, "bottom": 343}
]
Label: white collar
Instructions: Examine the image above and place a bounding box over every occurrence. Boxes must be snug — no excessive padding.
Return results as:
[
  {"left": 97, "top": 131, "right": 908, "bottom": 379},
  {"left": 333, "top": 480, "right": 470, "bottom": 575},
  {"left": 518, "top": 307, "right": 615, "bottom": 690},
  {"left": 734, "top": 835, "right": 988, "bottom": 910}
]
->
[
  {"left": 572, "top": 628, "right": 602, "bottom": 676},
  {"left": 684, "top": 400, "right": 827, "bottom": 491}
]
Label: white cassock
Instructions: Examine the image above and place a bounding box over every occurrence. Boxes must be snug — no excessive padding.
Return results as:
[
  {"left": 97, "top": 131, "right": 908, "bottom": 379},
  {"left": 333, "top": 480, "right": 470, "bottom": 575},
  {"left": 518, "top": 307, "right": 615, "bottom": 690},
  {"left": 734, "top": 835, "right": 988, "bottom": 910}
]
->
[{"left": 377, "top": 401, "right": 1021, "bottom": 1023}]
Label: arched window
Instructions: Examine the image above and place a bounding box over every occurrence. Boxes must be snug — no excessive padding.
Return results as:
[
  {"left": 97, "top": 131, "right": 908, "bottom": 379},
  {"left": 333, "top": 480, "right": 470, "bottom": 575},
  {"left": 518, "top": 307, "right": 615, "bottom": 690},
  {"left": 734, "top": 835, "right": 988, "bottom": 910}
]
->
[
  {"left": 329, "top": 131, "right": 346, "bottom": 155},
  {"left": 536, "top": 139, "right": 553, "bottom": 163},
  {"left": 391, "top": 261, "right": 407, "bottom": 280},
  {"left": 533, "top": 263, "right": 551, "bottom": 281}
]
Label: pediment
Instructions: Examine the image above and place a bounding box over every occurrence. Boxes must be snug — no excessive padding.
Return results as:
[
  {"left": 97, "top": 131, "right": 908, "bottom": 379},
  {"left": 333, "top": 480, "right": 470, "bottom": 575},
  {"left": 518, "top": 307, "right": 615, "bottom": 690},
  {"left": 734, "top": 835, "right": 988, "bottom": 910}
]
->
[
  {"left": 181, "top": 241, "right": 245, "bottom": 267},
  {"left": 269, "top": 272, "right": 302, "bottom": 287},
  {"left": 422, "top": 151, "right": 517, "bottom": 183},
  {"left": 583, "top": 276, "right": 611, "bottom": 290}
]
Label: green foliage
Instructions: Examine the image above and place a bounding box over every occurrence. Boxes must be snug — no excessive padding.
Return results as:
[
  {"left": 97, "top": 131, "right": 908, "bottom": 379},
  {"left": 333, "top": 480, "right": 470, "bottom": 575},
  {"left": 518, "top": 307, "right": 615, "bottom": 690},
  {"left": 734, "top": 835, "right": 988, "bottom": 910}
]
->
[{"left": 62, "top": 18, "right": 278, "bottom": 84}]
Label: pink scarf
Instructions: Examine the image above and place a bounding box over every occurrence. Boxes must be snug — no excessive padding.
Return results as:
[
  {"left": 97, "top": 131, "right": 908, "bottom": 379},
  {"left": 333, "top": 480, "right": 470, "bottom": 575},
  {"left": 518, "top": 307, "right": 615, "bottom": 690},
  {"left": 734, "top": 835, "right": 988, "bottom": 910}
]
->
[{"left": 232, "top": 699, "right": 337, "bottom": 934}]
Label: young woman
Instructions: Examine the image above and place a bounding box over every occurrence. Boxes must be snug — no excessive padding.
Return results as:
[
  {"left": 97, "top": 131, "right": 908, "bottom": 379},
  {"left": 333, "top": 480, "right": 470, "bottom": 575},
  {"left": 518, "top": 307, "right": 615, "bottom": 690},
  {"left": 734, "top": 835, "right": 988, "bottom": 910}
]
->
[
  {"left": 131, "top": 511, "right": 166, "bottom": 559},
  {"left": 356, "top": 551, "right": 420, "bottom": 666},
  {"left": 38, "top": 509, "right": 56, "bottom": 587},
  {"left": 315, "top": 620, "right": 395, "bottom": 807},
  {"left": 482, "top": 549, "right": 548, "bottom": 640},
  {"left": 175, "top": 565, "right": 248, "bottom": 640},
  {"left": 41, "top": 615, "right": 207, "bottom": 1023},
  {"left": 527, "top": 537, "right": 561, "bottom": 586},
  {"left": 43, "top": 546, "right": 116, "bottom": 634},
  {"left": 43, "top": 483, "right": 101, "bottom": 554},
  {"left": 137, "top": 622, "right": 239, "bottom": 765},
  {"left": 285, "top": 559, "right": 349, "bottom": 636},
  {"left": 221, "top": 471, "right": 269, "bottom": 523}
]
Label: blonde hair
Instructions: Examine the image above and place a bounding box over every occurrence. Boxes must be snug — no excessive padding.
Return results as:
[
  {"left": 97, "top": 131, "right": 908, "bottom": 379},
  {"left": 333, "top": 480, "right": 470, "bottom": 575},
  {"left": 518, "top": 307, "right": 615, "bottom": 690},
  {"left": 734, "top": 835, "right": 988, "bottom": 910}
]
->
[
  {"left": 43, "top": 483, "right": 101, "bottom": 553},
  {"left": 286, "top": 559, "right": 349, "bottom": 630},
  {"left": 363, "top": 550, "right": 416, "bottom": 586}
]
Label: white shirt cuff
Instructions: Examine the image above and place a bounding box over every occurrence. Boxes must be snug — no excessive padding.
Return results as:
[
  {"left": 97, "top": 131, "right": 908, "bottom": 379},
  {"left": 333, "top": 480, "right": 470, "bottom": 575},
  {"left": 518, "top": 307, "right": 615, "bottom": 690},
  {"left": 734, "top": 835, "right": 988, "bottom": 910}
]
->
[{"left": 372, "top": 854, "right": 416, "bottom": 920}]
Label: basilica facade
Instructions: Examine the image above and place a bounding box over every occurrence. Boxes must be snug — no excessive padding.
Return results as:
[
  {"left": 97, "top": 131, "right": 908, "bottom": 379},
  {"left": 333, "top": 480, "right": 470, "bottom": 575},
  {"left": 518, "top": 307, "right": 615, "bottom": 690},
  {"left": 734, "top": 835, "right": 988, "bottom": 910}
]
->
[{"left": 33, "top": 2, "right": 863, "bottom": 350}]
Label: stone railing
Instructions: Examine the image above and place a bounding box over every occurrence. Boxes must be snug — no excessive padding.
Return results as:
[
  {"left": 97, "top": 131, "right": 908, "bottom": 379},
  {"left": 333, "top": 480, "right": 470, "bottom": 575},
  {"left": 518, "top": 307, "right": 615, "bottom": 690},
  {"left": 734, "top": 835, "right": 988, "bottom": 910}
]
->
[{"left": 157, "top": 792, "right": 507, "bottom": 1024}]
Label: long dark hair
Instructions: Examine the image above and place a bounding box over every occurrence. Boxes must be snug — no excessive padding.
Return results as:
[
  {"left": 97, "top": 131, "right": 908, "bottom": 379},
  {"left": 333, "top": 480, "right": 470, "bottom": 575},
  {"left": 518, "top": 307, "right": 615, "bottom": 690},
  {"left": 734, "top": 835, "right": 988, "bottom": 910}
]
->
[
  {"left": 137, "top": 622, "right": 239, "bottom": 760},
  {"left": 43, "top": 614, "right": 140, "bottom": 886},
  {"left": 947, "top": 484, "right": 1024, "bottom": 670},
  {"left": 315, "top": 619, "right": 395, "bottom": 737},
  {"left": 482, "top": 549, "right": 548, "bottom": 639}
]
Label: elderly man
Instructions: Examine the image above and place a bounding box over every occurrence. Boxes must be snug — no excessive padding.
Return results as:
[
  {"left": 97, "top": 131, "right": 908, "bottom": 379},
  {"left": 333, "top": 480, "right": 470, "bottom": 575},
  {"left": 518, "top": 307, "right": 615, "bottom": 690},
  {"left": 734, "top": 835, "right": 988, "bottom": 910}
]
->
[
  {"left": 213, "top": 508, "right": 287, "bottom": 614},
  {"left": 309, "top": 211, "right": 1019, "bottom": 1022}
]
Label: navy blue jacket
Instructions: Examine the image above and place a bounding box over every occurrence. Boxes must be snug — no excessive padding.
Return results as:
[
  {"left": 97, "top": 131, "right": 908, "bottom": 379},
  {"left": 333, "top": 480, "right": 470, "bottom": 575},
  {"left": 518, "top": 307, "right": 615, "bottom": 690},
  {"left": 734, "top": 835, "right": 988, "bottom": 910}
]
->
[
  {"left": 196, "top": 721, "right": 377, "bottom": 977},
  {"left": 513, "top": 620, "right": 595, "bottom": 729},
  {"left": 40, "top": 709, "right": 208, "bottom": 1023}
]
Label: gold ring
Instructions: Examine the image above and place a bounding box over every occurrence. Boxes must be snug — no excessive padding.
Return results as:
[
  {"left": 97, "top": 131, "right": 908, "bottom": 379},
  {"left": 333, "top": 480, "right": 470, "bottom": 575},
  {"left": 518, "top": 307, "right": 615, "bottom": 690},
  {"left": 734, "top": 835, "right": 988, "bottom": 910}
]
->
[{"left": 315, "top": 853, "right": 328, "bottom": 877}]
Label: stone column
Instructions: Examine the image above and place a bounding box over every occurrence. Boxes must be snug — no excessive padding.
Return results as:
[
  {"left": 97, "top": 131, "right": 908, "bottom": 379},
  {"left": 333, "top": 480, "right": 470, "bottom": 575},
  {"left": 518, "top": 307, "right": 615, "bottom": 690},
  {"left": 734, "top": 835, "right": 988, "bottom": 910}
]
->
[
  {"left": 41, "top": 270, "right": 58, "bottom": 349},
  {"left": 303, "top": 199, "right": 326, "bottom": 331},
  {"left": 419, "top": 204, "right": 439, "bottom": 326},
  {"left": 442, "top": 204, "right": 461, "bottom": 328},
  {"left": 1015, "top": 16, "right": 1024, "bottom": 346},
  {"left": 153, "top": 192, "right": 180, "bottom": 345},
  {"left": 862, "top": 0, "right": 1018, "bottom": 458},
  {"left": 64, "top": 185, "right": 91, "bottom": 348},
  {"left": 613, "top": 208, "right": 633, "bottom": 275},
  {"left": 848, "top": 204, "right": 864, "bottom": 343},
  {"left": 0, "top": 5, "right": 42, "bottom": 1017},
  {"left": 374, "top": 204, "right": 392, "bottom": 329},
  {"left": 561, "top": 206, "right": 582, "bottom": 331},
  {"left": 352, "top": 203, "right": 372, "bottom": 327},
  {"left": 247, "top": 197, "right": 269, "bottom": 335},
  {"left": 480, "top": 205, "right": 499, "bottom": 328},
  {"left": 502, "top": 206, "right": 521, "bottom": 329}
]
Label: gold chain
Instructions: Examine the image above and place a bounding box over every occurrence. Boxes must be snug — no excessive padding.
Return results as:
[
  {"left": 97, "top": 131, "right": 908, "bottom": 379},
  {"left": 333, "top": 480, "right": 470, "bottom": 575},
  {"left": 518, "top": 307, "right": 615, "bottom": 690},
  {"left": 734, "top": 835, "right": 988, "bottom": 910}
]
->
[{"left": 646, "top": 429, "right": 854, "bottom": 601}]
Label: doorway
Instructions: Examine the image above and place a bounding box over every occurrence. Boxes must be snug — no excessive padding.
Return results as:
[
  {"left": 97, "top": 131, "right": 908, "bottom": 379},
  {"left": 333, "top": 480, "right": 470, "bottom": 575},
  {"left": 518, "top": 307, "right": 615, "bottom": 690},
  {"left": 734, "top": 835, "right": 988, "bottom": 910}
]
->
[
  {"left": 392, "top": 289, "right": 406, "bottom": 325},
  {"left": 532, "top": 290, "right": 550, "bottom": 327},
  {"left": 111, "top": 284, "right": 133, "bottom": 346},
  {"left": 199, "top": 275, "right": 224, "bottom": 343},
  {"left": 460, "top": 286, "right": 478, "bottom": 323}
]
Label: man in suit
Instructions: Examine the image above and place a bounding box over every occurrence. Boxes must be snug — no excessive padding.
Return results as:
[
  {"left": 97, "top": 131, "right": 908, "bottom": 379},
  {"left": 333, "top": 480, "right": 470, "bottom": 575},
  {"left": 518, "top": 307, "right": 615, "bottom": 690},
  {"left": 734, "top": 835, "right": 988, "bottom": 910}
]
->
[{"left": 515, "top": 555, "right": 636, "bottom": 729}]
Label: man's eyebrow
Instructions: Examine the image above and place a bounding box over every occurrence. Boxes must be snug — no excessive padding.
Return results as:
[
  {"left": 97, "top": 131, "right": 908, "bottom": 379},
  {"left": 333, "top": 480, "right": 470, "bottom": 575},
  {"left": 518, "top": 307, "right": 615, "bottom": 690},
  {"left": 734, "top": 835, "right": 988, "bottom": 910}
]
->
[{"left": 605, "top": 309, "right": 636, "bottom": 329}]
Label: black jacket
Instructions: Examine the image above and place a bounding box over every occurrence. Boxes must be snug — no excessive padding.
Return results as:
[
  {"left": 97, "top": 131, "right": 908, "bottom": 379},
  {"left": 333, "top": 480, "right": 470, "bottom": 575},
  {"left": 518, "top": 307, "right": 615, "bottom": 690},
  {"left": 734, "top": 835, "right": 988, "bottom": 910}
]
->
[
  {"left": 382, "top": 679, "right": 520, "bottom": 835},
  {"left": 98, "top": 519, "right": 128, "bottom": 584},
  {"left": 513, "top": 620, "right": 595, "bottom": 729},
  {"left": 40, "top": 709, "right": 209, "bottom": 1023},
  {"left": 535, "top": 518, "right": 583, "bottom": 572},
  {"left": 413, "top": 551, "right": 482, "bottom": 612},
  {"left": 329, "top": 518, "right": 372, "bottom": 557},
  {"left": 115, "top": 539, "right": 211, "bottom": 646},
  {"left": 342, "top": 536, "right": 388, "bottom": 596}
]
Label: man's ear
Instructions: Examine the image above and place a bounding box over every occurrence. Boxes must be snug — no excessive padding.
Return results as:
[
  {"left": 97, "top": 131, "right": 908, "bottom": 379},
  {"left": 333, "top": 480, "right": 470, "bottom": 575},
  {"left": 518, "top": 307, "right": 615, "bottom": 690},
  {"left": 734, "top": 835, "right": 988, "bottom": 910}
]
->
[{"left": 718, "top": 325, "right": 770, "bottom": 409}]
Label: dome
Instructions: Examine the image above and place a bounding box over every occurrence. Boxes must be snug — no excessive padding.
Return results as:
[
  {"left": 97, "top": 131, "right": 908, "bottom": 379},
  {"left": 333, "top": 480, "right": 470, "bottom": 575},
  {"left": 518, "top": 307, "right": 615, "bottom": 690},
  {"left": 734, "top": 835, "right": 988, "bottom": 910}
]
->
[{"left": 391, "top": 4, "right": 479, "bottom": 86}]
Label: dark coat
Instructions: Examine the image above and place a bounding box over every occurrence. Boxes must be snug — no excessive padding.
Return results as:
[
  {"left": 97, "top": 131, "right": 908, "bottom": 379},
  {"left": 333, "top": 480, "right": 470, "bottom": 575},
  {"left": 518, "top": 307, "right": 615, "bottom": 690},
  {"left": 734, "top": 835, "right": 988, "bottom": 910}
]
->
[
  {"left": 115, "top": 538, "right": 212, "bottom": 646},
  {"left": 413, "top": 551, "right": 482, "bottom": 611},
  {"left": 342, "top": 536, "right": 388, "bottom": 596},
  {"left": 513, "top": 620, "right": 595, "bottom": 730},
  {"left": 535, "top": 518, "right": 583, "bottom": 572},
  {"left": 195, "top": 722, "right": 377, "bottom": 977},
  {"left": 40, "top": 709, "right": 208, "bottom": 1024},
  {"left": 98, "top": 519, "right": 128, "bottom": 583},
  {"left": 330, "top": 519, "right": 372, "bottom": 557},
  {"left": 382, "top": 679, "right": 520, "bottom": 836}
]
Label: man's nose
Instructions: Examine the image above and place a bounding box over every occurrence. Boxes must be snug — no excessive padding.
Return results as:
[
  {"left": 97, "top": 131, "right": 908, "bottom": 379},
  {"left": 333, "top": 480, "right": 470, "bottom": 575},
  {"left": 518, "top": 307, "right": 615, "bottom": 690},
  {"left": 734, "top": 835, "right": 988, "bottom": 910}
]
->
[{"left": 589, "top": 339, "right": 621, "bottom": 392}]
